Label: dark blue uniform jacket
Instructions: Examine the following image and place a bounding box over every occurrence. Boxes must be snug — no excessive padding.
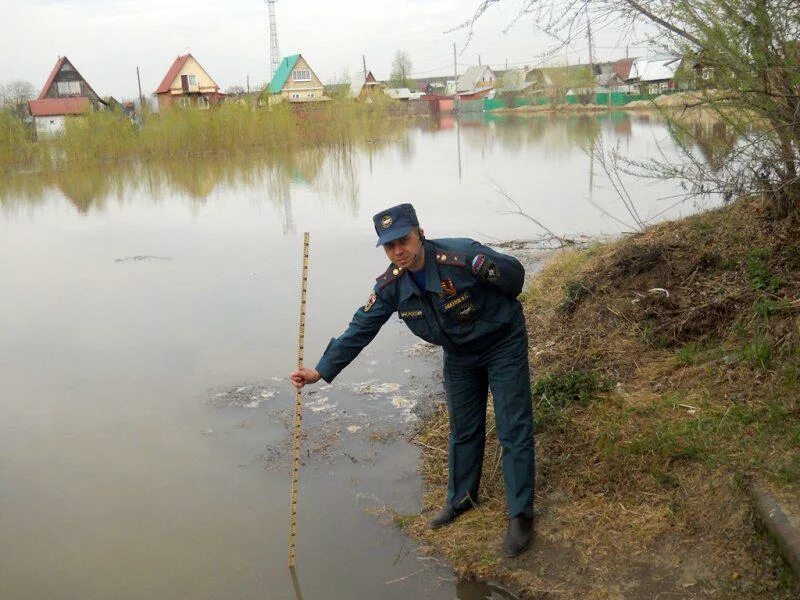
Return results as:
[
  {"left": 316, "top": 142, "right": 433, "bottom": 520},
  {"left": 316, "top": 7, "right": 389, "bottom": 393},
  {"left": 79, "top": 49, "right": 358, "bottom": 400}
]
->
[{"left": 315, "top": 238, "right": 525, "bottom": 383}]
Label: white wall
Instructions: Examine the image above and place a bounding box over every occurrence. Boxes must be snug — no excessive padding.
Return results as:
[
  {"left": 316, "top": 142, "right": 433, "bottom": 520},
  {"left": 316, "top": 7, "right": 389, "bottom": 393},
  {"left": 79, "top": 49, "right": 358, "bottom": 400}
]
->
[{"left": 34, "top": 115, "right": 65, "bottom": 137}]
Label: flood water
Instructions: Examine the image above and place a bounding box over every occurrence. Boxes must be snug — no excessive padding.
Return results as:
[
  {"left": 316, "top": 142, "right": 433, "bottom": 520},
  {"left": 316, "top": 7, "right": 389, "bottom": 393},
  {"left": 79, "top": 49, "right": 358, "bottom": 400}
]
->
[{"left": 0, "top": 112, "right": 720, "bottom": 599}]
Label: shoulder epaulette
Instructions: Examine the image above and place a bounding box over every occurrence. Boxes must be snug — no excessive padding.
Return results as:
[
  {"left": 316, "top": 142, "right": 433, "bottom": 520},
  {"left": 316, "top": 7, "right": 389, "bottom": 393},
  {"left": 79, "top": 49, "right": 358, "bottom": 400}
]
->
[
  {"left": 435, "top": 251, "right": 466, "bottom": 267},
  {"left": 375, "top": 265, "right": 404, "bottom": 290}
]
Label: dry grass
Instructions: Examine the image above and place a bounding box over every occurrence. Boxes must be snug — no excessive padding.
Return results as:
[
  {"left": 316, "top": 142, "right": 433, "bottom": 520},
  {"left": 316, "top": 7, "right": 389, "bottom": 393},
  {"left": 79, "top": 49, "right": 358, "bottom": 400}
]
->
[{"left": 400, "top": 197, "right": 800, "bottom": 598}]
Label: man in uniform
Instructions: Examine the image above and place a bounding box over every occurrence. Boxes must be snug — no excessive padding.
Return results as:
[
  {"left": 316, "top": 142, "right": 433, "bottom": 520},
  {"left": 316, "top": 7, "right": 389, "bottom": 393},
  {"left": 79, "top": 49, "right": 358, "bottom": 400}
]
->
[{"left": 290, "top": 203, "right": 535, "bottom": 557}]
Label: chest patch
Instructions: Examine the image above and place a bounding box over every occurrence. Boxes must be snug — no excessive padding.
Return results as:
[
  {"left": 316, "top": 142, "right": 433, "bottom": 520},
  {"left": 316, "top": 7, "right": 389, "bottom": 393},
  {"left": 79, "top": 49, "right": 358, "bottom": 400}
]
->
[
  {"left": 442, "top": 291, "right": 477, "bottom": 323},
  {"left": 399, "top": 310, "right": 424, "bottom": 320}
]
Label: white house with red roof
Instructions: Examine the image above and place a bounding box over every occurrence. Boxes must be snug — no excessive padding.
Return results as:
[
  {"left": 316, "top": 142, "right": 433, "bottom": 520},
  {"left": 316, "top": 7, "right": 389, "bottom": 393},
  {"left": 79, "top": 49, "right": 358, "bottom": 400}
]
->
[
  {"left": 155, "top": 54, "right": 223, "bottom": 110},
  {"left": 28, "top": 56, "right": 108, "bottom": 136}
]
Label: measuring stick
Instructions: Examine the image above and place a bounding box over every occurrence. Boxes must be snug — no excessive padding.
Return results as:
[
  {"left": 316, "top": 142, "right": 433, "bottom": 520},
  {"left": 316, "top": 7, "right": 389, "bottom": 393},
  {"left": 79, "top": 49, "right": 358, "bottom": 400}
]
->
[{"left": 289, "top": 232, "right": 310, "bottom": 568}]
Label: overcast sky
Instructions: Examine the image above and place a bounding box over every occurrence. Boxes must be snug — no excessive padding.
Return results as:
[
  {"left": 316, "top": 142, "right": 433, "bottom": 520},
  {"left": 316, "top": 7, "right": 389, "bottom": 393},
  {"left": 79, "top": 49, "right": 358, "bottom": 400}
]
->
[{"left": 1, "top": 0, "right": 652, "bottom": 99}]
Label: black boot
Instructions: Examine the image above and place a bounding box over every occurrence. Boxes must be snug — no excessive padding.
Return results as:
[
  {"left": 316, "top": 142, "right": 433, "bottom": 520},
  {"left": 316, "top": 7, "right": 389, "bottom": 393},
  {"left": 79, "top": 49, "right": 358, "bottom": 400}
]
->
[
  {"left": 503, "top": 516, "right": 532, "bottom": 557},
  {"left": 428, "top": 504, "right": 468, "bottom": 529}
]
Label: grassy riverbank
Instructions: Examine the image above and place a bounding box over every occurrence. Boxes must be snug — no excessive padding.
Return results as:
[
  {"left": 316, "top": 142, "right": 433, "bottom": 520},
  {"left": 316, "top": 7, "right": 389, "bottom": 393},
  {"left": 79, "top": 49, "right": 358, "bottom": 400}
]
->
[
  {"left": 401, "top": 197, "right": 800, "bottom": 598},
  {"left": 0, "top": 99, "right": 402, "bottom": 173}
]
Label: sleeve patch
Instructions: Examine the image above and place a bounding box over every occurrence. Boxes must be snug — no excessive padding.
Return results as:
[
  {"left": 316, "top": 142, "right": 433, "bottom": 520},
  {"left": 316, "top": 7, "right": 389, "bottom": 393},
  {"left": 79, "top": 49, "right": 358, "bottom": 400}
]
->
[{"left": 363, "top": 292, "right": 377, "bottom": 312}]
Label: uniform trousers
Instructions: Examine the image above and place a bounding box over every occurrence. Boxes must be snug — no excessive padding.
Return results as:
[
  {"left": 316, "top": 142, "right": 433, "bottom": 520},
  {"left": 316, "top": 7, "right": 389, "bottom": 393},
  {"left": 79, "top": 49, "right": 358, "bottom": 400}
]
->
[{"left": 442, "top": 312, "right": 535, "bottom": 518}]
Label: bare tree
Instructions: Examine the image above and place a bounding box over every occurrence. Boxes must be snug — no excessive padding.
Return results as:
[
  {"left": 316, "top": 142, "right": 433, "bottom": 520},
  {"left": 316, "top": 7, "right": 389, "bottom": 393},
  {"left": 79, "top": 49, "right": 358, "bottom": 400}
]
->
[
  {"left": 0, "top": 80, "right": 36, "bottom": 119},
  {"left": 389, "top": 51, "right": 413, "bottom": 89},
  {"left": 459, "top": 0, "right": 800, "bottom": 217}
]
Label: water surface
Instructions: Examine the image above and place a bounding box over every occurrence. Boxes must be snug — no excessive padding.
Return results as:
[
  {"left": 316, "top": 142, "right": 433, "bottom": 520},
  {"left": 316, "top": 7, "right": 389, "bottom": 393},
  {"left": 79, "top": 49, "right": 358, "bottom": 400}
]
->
[{"left": 0, "top": 112, "right": 721, "bottom": 599}]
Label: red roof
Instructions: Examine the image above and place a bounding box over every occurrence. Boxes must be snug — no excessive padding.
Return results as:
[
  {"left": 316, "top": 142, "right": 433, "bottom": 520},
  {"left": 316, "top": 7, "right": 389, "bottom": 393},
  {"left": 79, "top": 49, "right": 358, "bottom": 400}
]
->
[
  {"left": 156, "top": 54, "right": 191, "bottom": 94},
  {"left": 29, "top": 97, "right": 90, "bottom": 117},
  {"left": 613, "top": 58, "right": 635, "bottom": 81},
  {"left": 38, "top": 56, "right": 67, "bottom": 99}
]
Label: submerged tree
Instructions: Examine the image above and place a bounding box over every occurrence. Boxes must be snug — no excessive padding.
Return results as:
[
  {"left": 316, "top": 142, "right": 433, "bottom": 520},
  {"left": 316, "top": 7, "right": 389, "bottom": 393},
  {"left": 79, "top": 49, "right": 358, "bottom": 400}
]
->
[
  {"left": 389, "top": 51, "right": 414, "bottom": 89},
  {"left": 459, "top": 0, "right": 800, "bottom": 217}
]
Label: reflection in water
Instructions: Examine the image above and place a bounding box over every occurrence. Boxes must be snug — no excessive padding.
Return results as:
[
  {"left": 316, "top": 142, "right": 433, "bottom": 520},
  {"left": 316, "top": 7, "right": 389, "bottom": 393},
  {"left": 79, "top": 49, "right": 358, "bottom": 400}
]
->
[
  {"left": 289, "top": 567, "right": 304, "bottom": 600},
  {"left": 0, "top": 112, "right": 738, "bottom": 235}
]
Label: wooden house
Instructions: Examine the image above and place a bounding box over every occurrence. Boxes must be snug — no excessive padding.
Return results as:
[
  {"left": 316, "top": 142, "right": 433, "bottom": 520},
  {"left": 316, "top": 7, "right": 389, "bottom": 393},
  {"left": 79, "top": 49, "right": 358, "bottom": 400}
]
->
[
  {"left": 349, "top": 70, "right": 384, "bottom": 101},
  {"left": 28, "top": 56, "right": 107, "bottom": 136},
  {"left": 155, "top": 53, "right": 224, "bottom": 110},
  {"left": 456, "top": 65, "right": 496, "bottom": 99},
  {"left": 267, "top": 54, "right": 326, "bottom": 102}
]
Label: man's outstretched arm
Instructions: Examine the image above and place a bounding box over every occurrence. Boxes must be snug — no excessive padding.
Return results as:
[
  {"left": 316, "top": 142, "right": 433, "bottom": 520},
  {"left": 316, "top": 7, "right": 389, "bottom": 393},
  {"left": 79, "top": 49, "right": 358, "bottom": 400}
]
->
[{"left": 290, "top": 286, "right": 396, "bottom": 388}]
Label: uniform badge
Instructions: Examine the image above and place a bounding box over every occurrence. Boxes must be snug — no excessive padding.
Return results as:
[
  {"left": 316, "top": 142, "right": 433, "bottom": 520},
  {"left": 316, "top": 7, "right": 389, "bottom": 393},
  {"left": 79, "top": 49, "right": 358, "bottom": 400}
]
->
[
  {"left": 380, "top": 214, "right": 393, "bottom": 229},
  {"left": 440, "top": 278, "right": 457, "bottom": 297},
  {"left": 472, "top": 254, "right": 500, "bottom": 282},
  {"left": 364, "top": 292, "right": 377, "bottom": 312}
]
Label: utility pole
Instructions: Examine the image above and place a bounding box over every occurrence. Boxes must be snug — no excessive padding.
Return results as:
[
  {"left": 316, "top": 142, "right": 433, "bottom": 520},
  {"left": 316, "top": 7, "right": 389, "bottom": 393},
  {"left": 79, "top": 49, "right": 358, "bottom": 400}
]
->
[
  {"left": 247, "top": 74, "right": 250, "bottom": 94},
  {"left": 478, "top": 54, "right": 482, "bottom": 66},
  {"left": 136, "top": 66, "right": 144, "bottom": 112},
  {"left": 453, "top": 42, "right": 459, "bottom": 110},
  {"left": 586, "top": 4, "right": 594, "bottom": 76},
  {"left": 362, "top": 54, "right": 367, "bottom": 79}
]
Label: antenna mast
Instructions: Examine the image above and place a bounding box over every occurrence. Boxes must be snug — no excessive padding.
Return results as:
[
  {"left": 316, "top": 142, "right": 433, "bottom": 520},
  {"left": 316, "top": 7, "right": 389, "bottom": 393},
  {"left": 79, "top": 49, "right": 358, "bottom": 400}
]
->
[{"left": 267, "top": 0, "right": 281, "bottom": 80}]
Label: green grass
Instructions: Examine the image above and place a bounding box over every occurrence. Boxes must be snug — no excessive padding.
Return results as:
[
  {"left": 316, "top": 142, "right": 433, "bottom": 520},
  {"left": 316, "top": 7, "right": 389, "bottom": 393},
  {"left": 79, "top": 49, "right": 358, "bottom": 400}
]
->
[
  {"left": 0, "top": 100, "right": 401, "bottom": 173},
  {"left": 747, "top": 248, "right": 781, "bottom": 292},
  {"left": 557, "top": 280, "right": 591, "bottom": 314},
  {"left": 532, "top": 369, "right": 611, "bottom": 430},
  {"left": 741, "top": 336, "right": 774, "bottom": 369}
]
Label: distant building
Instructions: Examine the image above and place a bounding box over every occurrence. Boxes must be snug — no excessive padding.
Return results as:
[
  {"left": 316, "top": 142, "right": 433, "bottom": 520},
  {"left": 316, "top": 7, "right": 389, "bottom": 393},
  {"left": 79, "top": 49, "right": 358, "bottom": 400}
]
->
[
  {"left": 155, "top": 53, "right": 224, "bottom": 110},
  {"left": 349, "top": 70, "right": 384, "bottom": 100},
  {"left": 456, "top": 65, "right": 496, "bottom": 99},
  {"left": 28, "top": 56, "right": 108, "bottom": 136},
  {"left": 268, "top": 54, "right": 326, "bottom": 102},
  {"left": 628, "top": 55, "right": 683, "bottom": 95},
  {"left": 384, "top": 88, "right": 424, "bottom": 101}
]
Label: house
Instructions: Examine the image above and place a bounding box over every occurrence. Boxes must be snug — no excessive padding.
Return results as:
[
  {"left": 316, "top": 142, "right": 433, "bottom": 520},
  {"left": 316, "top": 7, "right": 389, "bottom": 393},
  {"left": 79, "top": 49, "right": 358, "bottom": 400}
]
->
[
  {"left": 155, "top": 53, "right": 224, "bottom": 110},
  {"left": 349, "top": 70, "right": 384, "bottom": 100},
  {"left": 384, "top": 88, "right": 424, "bottom": 101},
  {"left": 414, "top": 76, "right": 452, "bottom": 95},
  {"left": 268, "top": 54, "right": 326, "bottom": 102},
  {"left": 456, "top": 65, "right": 496, "bottom": 99},
  {"left": 497, "top": 67, "right": 536, "bottom": 95},
  {"left": 28, "top": 56, "right": 108, "bottom": 136},
  {"left": 628, "top": 55, "right": 683, "bottom": 95}
]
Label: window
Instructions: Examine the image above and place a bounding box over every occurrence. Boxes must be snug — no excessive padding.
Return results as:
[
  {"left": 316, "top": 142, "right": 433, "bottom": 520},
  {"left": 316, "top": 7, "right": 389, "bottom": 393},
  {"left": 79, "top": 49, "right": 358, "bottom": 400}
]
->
[
  {"left": 292, "top": 69, "right": 311, "bottom": 82},
  {"left": 56, "top": 80, "right": 81, "bottom": 96},
  {"left": 659, "top": 82, "right": 669, "bottom": 93},
  {"left": 187, "top": 74, "right": 197, "bottom": 87},
  {"left": 702, "top": 68, "right": 714, "bottom": 80},
  {"left": 197, "top": 96, "right": 210, "bottom": 109},
  {"left": 178, "top": 97, "right": 191, "bottom": 109},
  {"left": 291, "top": 93, "right": 300, "bottom": 99}
]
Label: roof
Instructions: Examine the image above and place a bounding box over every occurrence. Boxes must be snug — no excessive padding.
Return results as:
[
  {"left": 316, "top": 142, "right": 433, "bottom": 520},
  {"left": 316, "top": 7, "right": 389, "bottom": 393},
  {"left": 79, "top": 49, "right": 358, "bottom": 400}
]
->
[
  {"left": 596, "top": 72, "right": 624, "bottom": 87},
  {"left": 38, "top": 56, "right": 67, "bottom": 99},
  {"left": 630, "top": 55, "right": 681, "bottom": 82},
  {"left": 37, "top": 56, "right": 103, "bottom": 102},
  {"left": 613, "top": 58, "right": 635, "bottom": 81},
  {"left": 29, "top": 97, "right": 90, "bottom": 116},
  {"left": 349, "top": 71, "right": 380, "bottom": 98},
  {"left": 156, "top": 54, "right": 192, "bottom": 94},
  {"left": 456, "top": 65, "right": 495, "bottom": 93},
  {"left": 385, "top": 88, "right": 412, "bottom": 99},
  {"left": 268, "top": 54, "right": 301, "bottom": 94}
]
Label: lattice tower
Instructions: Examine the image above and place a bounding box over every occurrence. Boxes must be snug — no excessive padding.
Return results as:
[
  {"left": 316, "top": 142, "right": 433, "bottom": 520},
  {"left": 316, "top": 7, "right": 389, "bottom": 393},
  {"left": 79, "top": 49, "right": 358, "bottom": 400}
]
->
[{"left": 267, "top": 0, "right": 280, "bottom": 80}]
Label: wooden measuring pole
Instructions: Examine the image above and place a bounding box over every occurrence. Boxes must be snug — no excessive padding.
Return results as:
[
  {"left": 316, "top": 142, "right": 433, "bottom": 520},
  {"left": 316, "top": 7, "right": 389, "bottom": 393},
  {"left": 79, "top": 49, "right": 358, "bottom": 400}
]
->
[{"left": 289, "top": 232, "right": 310, "bottom": 568}]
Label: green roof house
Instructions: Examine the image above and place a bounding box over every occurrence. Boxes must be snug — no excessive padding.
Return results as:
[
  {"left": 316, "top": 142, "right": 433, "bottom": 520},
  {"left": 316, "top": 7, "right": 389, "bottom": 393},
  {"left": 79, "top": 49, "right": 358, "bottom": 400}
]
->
[{"left": 267, "top": 54, "right": 326, "bottom": 103}]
